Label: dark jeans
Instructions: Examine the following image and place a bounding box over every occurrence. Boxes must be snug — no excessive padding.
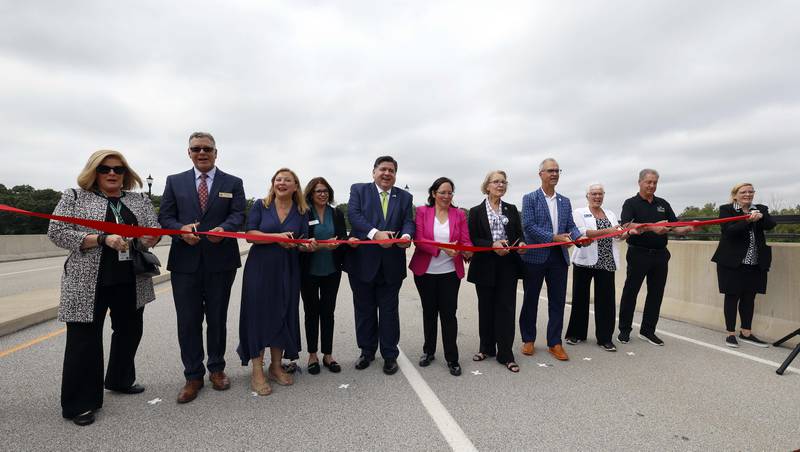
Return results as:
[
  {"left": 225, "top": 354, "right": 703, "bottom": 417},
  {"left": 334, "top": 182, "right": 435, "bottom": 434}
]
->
[
  {"left": 171, "top": 268, "right": 237, "bottom": 380},
  {"left": 565, "top": 265, "right": 616, "bottom": 344},
  {"left": 62, "top": 283, "right": 143, "bottom": 418},
  {"left": 349, "top": 268, "right": 401, "bottom": 360},
  {"left": 476, "top": 275, "right": 518, "bottom": 365},
  {"left": 724, "top": 292, "right": 756, "bottom": 332},
  {"left": 618, "top": 246, "right": 670, "bottom": 335},
  {"left": 520, "top": 251, "right": 568, "bottom": 347},
  {"left": 301, "top": 271, "right": 341, "bottom": 355},
  {"left": 414, "top": 272, "right": 461, "bottom": 363}
]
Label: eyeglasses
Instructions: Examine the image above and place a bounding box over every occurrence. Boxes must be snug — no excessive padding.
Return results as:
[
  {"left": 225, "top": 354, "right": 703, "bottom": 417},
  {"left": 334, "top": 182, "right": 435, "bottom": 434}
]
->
[
  {"left": 490, "top": 180, "right": 508, "bottom": 186},
  {"left": 435, "top": 191, "right": 454, "bottom": 196},
  {"left": 314, "top": 189, "right": 329, "bottom": 195},
  {"left": 96, "top": 165, "right": 127, "bottom": 175},
  {"left": 189, "top": 146, "right": 216, "bottom": 153},
  {"left": 542, "top": 169, "right": 562, "bottom": 174}
]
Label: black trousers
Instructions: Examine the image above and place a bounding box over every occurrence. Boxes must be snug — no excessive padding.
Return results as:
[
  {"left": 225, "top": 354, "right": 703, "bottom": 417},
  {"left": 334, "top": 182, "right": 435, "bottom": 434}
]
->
[
  {"left": 724, "top": 292, "right": 756, "bottom": 332},
  {"left": 171, "top": 268, "right": 237, "bottom": 380},
  {"left": 300, "top": 271, "right": 342, "bottom": 355},
  {"left": 618, "top": 246, "right": 670, "bottom": 335},
  {"left": 566, "top": 265, "right": 616, "bottom": 344},
  {"left": 61, "top": 283, "right": 143, "bottom": 418},
  {"left": 414, "top": 272, "right": 461, "bottom": 363},
  {"left": 349, "top": 268, "right": 401, "bottom": 360},
  {"left": 475, "top": 273, "right": 518, "bottom": 365}
]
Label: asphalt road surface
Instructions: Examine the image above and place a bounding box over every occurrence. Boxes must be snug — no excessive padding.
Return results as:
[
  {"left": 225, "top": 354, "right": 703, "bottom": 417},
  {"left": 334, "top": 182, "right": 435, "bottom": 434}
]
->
[{"left": 1, "top": 254, "right": 799, "bottom": 451}]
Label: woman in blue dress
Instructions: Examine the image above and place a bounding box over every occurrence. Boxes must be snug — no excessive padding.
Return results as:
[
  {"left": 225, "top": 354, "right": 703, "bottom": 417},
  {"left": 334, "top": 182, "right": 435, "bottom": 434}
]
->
[{"left": 237, "top": 168, "right": 315, "bottom": 396}]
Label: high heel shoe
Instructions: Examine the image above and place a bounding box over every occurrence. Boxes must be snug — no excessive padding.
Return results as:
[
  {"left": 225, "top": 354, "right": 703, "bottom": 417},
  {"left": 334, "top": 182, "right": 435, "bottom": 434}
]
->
[
  {"left": 268, "top": 367, "right": 294, "bottom": 386},
  {"left": 250, "top": 376, "right": 272, "bottom": 396}
]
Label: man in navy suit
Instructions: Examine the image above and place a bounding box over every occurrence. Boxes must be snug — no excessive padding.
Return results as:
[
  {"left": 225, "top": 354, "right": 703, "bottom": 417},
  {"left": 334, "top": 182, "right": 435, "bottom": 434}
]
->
[
  {"left": 519, "top": 158, "right": 583, "bottom": 361},
  {"left": 159, "top": 132, "right": 246, "bottom": 403},
  {"left": 346, "top": 156, "right": 414, "bottom": 375}
]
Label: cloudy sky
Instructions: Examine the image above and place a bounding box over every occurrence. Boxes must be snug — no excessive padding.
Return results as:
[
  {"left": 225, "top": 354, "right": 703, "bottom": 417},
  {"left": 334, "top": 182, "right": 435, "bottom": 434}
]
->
[{"left": 1, "top": 1, "right": 798, "bottom": 213}]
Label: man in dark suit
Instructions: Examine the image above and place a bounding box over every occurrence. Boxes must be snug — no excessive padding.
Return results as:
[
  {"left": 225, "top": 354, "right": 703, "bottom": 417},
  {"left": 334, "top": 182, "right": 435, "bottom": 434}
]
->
[
  {"left": 159, "top": 132, "right": 246, "bottom": 403},
  {"left": 346, "top": 156, "right": 414, "bottom": 375},
  {"left": 519, "top": 158, "right": 582, "bottom": 361}
]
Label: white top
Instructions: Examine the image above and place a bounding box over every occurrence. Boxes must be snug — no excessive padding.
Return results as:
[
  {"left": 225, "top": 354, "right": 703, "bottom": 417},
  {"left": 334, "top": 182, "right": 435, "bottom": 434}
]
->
[
  {"left": 571, "top": 206, "right": 621, "bottom": 268},
  {"left": 193, "top": 166, "right": 217, "bottom": 192},
  {"left": 541, "top": 188, "right": 558, "bottom": 235},
  {"left": 426, "top": 218, "right": 455, "bottom": 274}
]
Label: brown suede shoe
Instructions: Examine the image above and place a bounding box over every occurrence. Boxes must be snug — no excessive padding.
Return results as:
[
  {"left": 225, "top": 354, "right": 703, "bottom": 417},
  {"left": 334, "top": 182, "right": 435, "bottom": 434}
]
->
[
  {"left": 521, "top": 342, "right": 535, "bottom": 356},
  {"left": 209, "top": 371, "right": 231, "bottom": 391},
  {"left": 177, "top": 379, "right": 203, "bottom": 404},
  {"left": 549, "top": 344, "right": 569, "bottom": 361}
]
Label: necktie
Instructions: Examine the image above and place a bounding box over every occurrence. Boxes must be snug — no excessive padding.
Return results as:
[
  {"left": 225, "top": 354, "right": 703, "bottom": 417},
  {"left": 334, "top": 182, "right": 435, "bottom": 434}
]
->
[
  {"left": 380, "top": 191, "right": 388, "bottom": 219},
  {"left": 198, "top": 173, "right": 209, "bottom": 212}
]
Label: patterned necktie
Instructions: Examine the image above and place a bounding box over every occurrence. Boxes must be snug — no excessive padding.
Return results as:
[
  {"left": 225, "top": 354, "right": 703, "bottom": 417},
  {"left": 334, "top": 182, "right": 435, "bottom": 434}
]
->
[
  {"left": 198, "top": 173, "right": 209, "bottom": 212},
  {"left": 380, "top": 191, "right": 388, "bottom": 219}
]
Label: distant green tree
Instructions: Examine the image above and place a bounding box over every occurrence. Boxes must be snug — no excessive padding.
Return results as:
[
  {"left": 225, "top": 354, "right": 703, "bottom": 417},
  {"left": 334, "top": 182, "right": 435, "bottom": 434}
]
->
[{"left": 0, "top": 185, "right": 62, "bottom": 234}]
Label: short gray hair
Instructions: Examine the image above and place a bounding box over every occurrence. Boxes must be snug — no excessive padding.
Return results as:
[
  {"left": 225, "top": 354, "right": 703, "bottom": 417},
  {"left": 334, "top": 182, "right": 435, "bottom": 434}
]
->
[
  {"left": 638, "top": 168, "right": 659, "bottom": 181},
  {"left": 586, "top": 183, "right": 605, "bottom": 194},
  {"left": 538, "top": 158, "right": 558, "bottom": 172},
  {"left": 188, "top": 131, "right": 216, "bottom": 147}
]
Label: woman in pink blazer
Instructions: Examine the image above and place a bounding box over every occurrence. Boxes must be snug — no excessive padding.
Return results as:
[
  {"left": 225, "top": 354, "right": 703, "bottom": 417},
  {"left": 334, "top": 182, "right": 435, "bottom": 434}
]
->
[{"left": 409, "top": 177, "right": 473, "bottom": 376}]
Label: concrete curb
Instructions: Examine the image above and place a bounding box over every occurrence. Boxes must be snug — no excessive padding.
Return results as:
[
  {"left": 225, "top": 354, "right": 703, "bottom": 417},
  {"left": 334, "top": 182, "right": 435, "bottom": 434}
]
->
[{"left": 0, "top": 247, "right": 249, "bottom": 337}]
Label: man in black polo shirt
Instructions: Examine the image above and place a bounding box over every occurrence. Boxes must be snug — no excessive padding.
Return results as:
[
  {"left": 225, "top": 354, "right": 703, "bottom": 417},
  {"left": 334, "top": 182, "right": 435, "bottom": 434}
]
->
[{"left": 618, "top": 169, "right": 694, "bottom": 346}]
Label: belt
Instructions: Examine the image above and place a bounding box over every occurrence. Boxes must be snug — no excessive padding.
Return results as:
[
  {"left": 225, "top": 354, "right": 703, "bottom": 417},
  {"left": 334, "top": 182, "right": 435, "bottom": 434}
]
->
[{"left": 627, "top": 244, "right": 667, "bottom": 254}]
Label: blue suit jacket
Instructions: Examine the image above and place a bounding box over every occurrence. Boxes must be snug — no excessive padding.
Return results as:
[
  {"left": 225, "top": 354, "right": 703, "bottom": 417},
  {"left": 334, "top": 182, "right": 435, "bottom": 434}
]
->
[
  {"left": 520, "top": 188, "right": 581, "bottom": 265},
  {"left": 158, "top": 168, "right": 246, "bottom": 273},
  {"left": 345, "top": 183, "right": 415, "bottom": 284}
]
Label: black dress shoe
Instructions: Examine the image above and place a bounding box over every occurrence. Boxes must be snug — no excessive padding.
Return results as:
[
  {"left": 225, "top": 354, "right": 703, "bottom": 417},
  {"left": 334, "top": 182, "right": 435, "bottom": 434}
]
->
[
  {"left": 72, "top": 411, "right": 95, "bottom": 426},
  {"left": 108, "top": 384, "right": 145, "bottom": 394},
  {"left": 383, "top": 358, "right": 399, "bottom": 375},
  {"left": 355, "top": 355, "right": 374, "bottom": 370},
  {"left": 418, "top": 354, "right": 435, "bottom": 367},
  {"left": 307, "top": 362, "right": 321, "bottom": 375},
  {"left": 447, "top": 361, "right": 462, "bottom": 376},
  {"left": 323, "top": 360, "right": 342, "bottom": 373}
]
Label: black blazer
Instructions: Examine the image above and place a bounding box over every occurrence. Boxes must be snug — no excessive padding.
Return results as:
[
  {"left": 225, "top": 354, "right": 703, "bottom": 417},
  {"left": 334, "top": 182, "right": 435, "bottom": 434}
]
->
[
  {"left": 711, "top": 203, "right": 776, "bottom": 270},
  {"left": 467, "top": 200, "right": 523, "bottom": 286},
  {"left": 300, "top": 205, "right": 348, "bottom": 274},
  {"left": 158, "top": 168, "right": 246, "bottom": 273}
]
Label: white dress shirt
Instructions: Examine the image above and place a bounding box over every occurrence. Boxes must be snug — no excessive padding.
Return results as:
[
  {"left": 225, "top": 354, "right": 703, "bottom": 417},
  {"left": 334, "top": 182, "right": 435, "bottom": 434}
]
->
[{"left": 541, "top": 188, "right": 558, "bottom": 235}]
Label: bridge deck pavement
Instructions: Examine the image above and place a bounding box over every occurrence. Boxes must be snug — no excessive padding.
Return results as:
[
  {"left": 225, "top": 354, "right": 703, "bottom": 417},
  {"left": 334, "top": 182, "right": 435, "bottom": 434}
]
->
[{"left": 1, "top": 254, "right": 798, "bottom": 451}]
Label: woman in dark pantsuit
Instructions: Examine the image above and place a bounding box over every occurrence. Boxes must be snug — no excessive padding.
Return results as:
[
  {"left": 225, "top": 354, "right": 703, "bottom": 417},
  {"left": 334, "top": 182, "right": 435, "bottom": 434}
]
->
[
  {"left": 711, "top": 182, "right": 776, "bottom": 348},
  {"left": 467, "top": 170, "right": 526, "bottom": 373},
  {"left": 299, "top": 177, "right": 347, "bottom": 374}
]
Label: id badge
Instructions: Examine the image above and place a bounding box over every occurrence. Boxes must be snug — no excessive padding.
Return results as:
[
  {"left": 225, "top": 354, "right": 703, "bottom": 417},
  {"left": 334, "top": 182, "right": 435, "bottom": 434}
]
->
[{"left": 118, "top": 249, "right": 131, "bottom": 261}]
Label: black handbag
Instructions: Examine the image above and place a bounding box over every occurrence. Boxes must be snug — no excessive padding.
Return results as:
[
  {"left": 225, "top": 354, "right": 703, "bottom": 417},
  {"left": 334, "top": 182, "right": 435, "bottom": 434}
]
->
[{"left": 131, "top": 239, "right": 161, "bottom": 277}]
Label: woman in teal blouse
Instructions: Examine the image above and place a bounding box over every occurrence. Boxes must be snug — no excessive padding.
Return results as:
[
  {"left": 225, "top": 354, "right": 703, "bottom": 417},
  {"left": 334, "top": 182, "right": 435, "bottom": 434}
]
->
[{"left": 299, "top": 177, "right": 348, "bottom": 374}]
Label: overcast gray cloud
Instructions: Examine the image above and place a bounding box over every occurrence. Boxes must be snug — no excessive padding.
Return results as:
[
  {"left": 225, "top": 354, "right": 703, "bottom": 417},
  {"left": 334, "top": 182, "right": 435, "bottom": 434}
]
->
[{"left": 1, "top": 0, "right": 798, "bottom": 214}]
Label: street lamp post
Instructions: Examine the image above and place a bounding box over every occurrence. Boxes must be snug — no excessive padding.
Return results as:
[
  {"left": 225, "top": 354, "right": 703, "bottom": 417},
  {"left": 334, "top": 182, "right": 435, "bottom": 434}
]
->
[{"left": 146, "top": 174, "right": 153, "bottom": 198}]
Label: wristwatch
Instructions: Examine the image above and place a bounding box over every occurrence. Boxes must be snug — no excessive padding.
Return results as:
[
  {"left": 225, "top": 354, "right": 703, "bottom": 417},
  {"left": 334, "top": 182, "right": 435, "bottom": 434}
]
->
[{"left": 97, "top": 233, "right": 108, "bottom": 247}]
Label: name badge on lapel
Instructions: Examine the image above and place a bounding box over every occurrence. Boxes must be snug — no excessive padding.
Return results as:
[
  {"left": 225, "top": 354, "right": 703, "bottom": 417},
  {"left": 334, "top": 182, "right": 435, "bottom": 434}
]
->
[
  {"left": 309, "top": 219, "right": 320, "bottom": 226},
  {"left": 656, "top": 205, "right": 665, "bottom": 213},
  {"left": 583, "top": 213, "right": 593, "bottom": 218},
  {"left": 218, "top": 192, "right": 233, "bottom": 198}
]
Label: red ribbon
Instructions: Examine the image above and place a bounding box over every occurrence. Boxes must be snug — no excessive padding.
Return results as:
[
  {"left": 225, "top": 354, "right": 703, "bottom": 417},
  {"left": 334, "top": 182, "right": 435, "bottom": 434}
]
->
[{"left": 0, "top": 203, "right": 747, "bottom": 252}]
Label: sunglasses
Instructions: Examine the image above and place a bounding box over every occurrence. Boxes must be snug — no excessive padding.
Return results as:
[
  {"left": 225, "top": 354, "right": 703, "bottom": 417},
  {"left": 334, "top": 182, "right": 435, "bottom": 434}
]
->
[
  {"left": 189, "top": 146, "right": 216, "bottom": 153},
  {"left": 96, "top": 165, "right": 127, "bottom": 175}
]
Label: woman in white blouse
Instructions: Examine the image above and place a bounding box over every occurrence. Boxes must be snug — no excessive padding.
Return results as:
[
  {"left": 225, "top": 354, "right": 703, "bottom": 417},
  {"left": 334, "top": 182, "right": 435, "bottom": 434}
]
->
[{"left": 565, "top": 183, "right": 628, "bottom": 351}]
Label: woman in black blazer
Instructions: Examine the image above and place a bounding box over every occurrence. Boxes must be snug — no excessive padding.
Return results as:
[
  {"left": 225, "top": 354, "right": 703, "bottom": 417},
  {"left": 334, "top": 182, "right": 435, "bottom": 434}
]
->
[
  {"left": 711, "top": 183, "right": 776, "bottom": 348},
  {"left": 298, "top": 177, "right": 348, "bottom": 374},
  {"left": 467, "top": 170, "right": 526, "bottom": 372}
]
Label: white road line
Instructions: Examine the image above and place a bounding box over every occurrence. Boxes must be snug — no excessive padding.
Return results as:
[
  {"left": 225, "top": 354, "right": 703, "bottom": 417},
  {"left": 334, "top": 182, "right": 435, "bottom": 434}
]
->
[
  {"left": 0, "top": 266, "right": 60, "bottom": 277},
  {"left": 517, "top": 290, "right": 799, "bottom": 375},
  {"left": 397, "top": 347, "right": 478, "bottom": 452}
]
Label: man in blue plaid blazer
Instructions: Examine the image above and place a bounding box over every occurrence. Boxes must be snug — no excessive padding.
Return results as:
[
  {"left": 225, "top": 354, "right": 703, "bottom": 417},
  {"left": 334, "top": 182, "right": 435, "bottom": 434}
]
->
[{"left": 519, "top": 158, "right": 583, "bottom": 361}]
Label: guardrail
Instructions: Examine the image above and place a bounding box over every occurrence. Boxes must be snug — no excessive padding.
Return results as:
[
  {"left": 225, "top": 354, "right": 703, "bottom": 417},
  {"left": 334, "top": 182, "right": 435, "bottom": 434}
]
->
[{"left": 672, "top": 215, "right": 800, "bottom": 241}]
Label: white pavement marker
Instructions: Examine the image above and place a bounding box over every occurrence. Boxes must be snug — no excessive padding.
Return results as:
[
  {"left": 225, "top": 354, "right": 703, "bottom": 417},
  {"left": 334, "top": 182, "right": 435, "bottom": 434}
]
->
[
  {"left": 397, "top": 348, "right": 477, "bottom": 452},
  {"left": 147, "top": 398, "right": 162, "bottom": 405}
]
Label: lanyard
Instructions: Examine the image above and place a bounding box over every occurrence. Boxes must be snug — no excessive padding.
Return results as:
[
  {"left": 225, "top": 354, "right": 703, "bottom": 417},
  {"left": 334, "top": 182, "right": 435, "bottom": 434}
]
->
[{"left": 108, "top": 201, "right": 124, "bottom": 224}]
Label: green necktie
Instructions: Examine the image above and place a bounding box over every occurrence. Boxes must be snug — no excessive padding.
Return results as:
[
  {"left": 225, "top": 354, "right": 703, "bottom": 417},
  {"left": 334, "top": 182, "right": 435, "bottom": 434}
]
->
[{"left": 380, "top": 191, "right": 388, "bottom": 219}]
